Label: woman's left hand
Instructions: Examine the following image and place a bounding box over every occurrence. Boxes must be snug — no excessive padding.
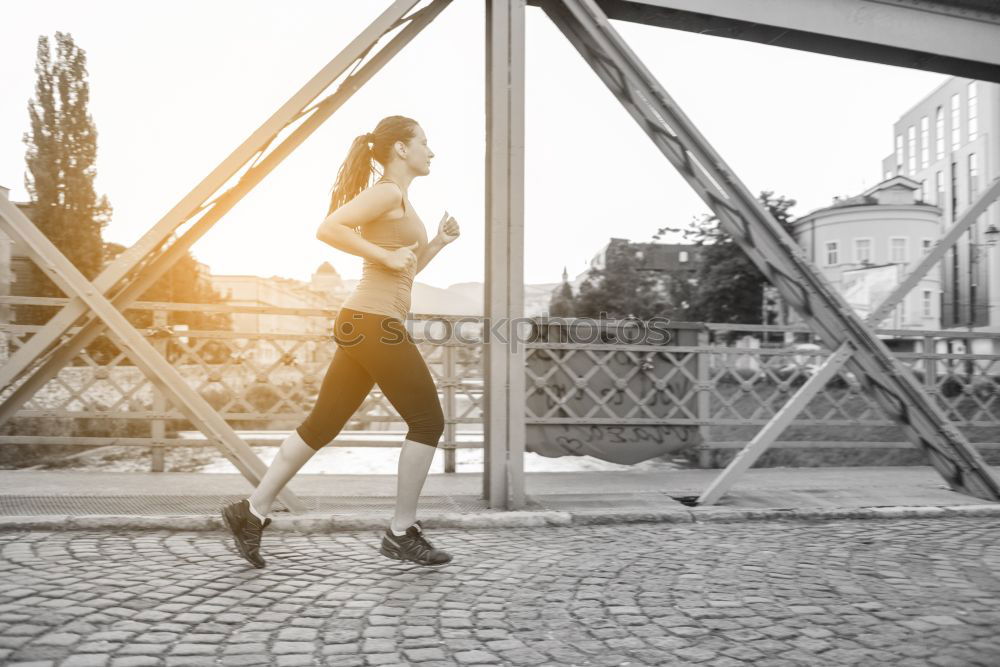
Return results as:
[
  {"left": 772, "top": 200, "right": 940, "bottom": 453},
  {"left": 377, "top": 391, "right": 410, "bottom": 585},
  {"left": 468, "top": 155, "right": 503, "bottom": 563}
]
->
[{"left": 436, "top": 211, "right": 460, "bottom": 245}]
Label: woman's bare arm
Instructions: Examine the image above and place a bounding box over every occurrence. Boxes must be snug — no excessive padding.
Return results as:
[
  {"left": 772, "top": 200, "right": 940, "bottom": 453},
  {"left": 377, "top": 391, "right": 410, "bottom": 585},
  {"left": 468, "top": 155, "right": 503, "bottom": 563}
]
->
[
  {"left": 415, "top": 236, "right": 446, "bottom": 274},
  {"left": 315, "top": 183, "right": 400, "bottom": 264},
  {"left": 415, "top": 212, "right": 460, "bottom": 274}
]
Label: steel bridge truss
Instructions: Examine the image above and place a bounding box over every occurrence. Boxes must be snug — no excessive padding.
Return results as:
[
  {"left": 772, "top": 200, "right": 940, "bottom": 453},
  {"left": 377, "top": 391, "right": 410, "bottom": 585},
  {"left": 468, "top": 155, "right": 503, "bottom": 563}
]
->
[{"left": 0, "top": 0, "right": 997, "bottom": 511}]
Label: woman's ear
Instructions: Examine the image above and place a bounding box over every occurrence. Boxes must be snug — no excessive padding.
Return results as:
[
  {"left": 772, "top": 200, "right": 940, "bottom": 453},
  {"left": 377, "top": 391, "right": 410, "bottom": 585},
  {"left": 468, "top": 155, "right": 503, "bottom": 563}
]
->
[{"left": 394, "top": 140, "right": 406, "bottom": 160}]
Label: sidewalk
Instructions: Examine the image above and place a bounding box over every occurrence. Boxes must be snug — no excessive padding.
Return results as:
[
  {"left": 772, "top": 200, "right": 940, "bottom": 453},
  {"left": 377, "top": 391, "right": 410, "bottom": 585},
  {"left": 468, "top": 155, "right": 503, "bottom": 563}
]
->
[{"left": 1, "top": 465, "right": 998, "bottom": 532}]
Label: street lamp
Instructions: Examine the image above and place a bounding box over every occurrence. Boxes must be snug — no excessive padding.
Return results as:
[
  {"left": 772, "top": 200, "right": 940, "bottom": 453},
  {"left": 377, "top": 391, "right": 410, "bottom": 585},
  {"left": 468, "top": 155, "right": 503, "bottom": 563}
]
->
[{"left": 984, "top": 223, "right": 999, "bottom": 247}]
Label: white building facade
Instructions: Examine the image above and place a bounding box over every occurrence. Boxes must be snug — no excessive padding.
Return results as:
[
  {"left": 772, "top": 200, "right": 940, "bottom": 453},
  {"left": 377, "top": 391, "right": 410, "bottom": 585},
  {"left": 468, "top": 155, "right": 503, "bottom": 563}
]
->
[
  {"left": 791, "top": 177, "right": 942, "bottom": 339},
  {"left": 880, "top": 77, "right": 1000, "bottom": 335}
]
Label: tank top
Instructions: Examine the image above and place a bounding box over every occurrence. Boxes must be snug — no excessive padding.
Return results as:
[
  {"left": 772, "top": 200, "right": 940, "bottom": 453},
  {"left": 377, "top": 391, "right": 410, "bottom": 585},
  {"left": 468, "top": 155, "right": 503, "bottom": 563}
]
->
[{"left": 339, "top": 177, "right": 428, "bottom": 322}]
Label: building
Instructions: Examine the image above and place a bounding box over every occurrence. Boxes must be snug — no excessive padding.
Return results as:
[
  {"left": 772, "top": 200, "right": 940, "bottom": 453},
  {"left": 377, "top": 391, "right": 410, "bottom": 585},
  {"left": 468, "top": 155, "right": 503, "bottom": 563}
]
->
[
  {"left": 208, "top": 273, "right": 333, "bottom": 365},
  {"left": 209, "top": 274, "right": 332, "bottom": 330},
  {"left": 0, "top": 188, "right": 42, "bottom": 306},
  {"left": 586, "top": 237, "right": 702, "bottom": 302},
  {"left": 588, "top": 238, "right": 700, "bottom": 278},
  {"left": 790, "top": 176, "right": 943, "bottom": 341},
  {"left": 309, "top": 261, "right": 346, "bottom": 302},
  {"left": 880, "top": 76, "right": 1000, "bottom": 335}
]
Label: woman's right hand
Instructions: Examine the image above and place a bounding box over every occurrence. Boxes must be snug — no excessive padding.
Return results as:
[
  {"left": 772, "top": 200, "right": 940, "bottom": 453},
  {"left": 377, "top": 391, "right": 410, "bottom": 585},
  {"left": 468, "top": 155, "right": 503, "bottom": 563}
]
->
[{"left": 379, "top": 241, "right": 419, "bottom": 272}]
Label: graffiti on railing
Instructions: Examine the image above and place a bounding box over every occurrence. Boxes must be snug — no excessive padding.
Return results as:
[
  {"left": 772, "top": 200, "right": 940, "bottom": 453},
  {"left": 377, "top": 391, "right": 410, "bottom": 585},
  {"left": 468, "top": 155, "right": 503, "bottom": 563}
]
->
[{"left": 528, "top": 423, "right": 699, "bottom": 464}]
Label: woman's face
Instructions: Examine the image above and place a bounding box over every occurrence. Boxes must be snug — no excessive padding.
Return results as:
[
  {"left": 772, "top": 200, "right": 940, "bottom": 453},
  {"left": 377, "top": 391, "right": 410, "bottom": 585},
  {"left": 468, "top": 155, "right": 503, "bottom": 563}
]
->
[{"left": 397, "top": 125, "right": 434, "bottom": 176}]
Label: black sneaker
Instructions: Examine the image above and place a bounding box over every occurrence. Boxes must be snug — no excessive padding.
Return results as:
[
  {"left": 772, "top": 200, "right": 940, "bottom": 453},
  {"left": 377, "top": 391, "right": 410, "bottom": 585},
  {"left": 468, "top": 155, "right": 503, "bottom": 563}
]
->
[
  {"left": 221, "top": 498, "right": 271, "bottom": 568},
  {"left": 379, "top": 519, "right": 452, "bottom": 566}
]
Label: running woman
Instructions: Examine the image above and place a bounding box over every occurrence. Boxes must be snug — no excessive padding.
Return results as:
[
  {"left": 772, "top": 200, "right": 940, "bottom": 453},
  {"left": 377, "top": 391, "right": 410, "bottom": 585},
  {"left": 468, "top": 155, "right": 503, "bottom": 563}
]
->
[{"left": 222, "top": 115, "right": 461, "bottom": 568}]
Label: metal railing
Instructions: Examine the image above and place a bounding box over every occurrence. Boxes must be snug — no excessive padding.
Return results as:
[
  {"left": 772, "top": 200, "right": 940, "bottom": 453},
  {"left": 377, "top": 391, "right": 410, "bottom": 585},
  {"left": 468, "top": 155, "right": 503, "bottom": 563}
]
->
[{"left": 2, "top": 296, "right": 997, "bottom": 471}]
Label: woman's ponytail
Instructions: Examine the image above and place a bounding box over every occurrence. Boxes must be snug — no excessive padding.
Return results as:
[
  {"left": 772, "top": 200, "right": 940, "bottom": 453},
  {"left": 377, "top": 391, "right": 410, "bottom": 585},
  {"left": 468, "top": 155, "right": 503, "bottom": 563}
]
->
[
  {"left": 326, "top": 115, "right": 418, "bottom": 217},
  {"left": 328, "top": 134, "right": 376, "bottom": 216}
]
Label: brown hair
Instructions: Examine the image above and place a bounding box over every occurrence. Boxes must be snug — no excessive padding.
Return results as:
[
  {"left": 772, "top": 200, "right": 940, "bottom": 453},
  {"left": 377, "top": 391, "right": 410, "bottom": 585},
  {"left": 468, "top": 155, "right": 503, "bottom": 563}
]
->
[{"left": 327, "top": 115, "right": 419, "bottom": 216}]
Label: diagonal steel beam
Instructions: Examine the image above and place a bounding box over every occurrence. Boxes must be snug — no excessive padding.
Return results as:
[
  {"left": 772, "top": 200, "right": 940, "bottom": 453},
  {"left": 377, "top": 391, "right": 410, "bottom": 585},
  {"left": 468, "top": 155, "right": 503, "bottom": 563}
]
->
[
  {"left": 697, "top": 341, "right": 855, "bottom": 505},
  {"left": 867, "top": 177, "right": 1000, "bottom": 327},
  {"left": 0, "top": 197, "right": 309, "bottom": 512},
  {"left": 541, "top": 0, "right": 1000, "bottom": 501},
  {"left": 0, "top": 0, "right": 450, "bottom": 428},
  {"left": 0, "top": 0, "right": 426, "bottom": 399}
]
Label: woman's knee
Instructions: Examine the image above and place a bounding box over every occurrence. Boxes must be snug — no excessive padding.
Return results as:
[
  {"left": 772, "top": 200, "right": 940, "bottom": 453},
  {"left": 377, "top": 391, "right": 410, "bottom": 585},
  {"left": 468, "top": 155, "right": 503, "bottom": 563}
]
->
[
  {"left": 405, "top": 409, "right": 444, "bottom": 447},
  {"left": 295, "top": 423, "right": 329, "bottom": 451}
]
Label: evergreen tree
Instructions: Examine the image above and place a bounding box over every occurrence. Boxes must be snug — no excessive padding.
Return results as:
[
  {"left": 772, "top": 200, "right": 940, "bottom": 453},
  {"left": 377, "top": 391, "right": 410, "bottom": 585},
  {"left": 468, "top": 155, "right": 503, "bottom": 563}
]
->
[
  {"left": 548, "top": 266, "right": 577, "bottom": 317},
  {"left": 21, "top": 32, "right": 111, "bottom": 323}
]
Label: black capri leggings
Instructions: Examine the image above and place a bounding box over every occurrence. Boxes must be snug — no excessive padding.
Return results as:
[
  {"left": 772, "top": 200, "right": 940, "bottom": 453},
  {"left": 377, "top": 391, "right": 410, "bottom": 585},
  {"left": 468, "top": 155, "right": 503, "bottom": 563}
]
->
[{"left": 296, "top": 307, "right": 444, "bottom": 449}]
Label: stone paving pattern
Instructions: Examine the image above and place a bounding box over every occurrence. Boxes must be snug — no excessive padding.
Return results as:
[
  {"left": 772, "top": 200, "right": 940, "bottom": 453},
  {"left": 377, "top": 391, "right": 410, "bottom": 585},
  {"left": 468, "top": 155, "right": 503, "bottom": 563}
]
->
[{"left": 0, "top": 518, "right": 998, "bottom": 666}]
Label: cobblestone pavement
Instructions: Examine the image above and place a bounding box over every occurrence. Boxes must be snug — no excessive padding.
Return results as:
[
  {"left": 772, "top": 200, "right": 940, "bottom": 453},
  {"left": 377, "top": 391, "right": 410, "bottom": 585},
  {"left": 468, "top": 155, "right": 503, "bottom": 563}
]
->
[{"left": 0, "top": 517, "right": 998, "bottom": 667}]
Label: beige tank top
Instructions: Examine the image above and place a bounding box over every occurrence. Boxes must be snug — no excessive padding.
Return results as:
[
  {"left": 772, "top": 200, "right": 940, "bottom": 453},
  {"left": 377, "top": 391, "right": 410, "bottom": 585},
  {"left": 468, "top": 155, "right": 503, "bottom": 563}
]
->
[{"left": 339, "top": 177, "right": 428, "bottom": 322}]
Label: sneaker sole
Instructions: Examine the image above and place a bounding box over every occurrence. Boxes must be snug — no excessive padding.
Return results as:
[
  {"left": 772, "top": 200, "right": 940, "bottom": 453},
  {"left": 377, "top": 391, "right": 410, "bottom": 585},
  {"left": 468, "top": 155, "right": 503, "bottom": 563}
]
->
[
  {"left": 221, "top": 505, "right": 265, "bottom": 568},
  {"left": 379, "top": 544, "right": 452, "bottom": 566}
]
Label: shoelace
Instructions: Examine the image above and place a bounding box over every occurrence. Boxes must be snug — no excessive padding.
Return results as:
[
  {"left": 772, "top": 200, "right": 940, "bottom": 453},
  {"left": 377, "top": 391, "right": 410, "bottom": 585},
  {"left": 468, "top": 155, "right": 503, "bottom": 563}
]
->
[
  {"left": 243, "top": 516, "right": 267, "bottom": 550},
  {"left": 394, "top": 528, "right": 434, "bottom": 559},
  {"left": 411, "top": 530, "right": 435, "bottom": 554}
]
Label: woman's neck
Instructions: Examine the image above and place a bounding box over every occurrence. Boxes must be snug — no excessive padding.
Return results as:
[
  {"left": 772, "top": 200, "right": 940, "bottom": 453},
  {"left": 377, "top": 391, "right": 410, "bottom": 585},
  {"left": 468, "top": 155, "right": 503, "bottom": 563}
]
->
[{"left": 381, "top": 167, "right": 414, "bottom": 196}]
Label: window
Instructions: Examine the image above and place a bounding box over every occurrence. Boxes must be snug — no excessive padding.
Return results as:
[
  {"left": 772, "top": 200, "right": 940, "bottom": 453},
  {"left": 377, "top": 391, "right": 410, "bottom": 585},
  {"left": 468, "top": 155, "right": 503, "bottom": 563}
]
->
[
  {"left": 951, "top": 93, "right": 960, "bottom": 150},
  {"left": 884, "top": 170, "right": 893, "bottom": 181},
  {"left": 920, "top": 180, "right": 927, "bottom": 202},
  {"left": 907, "top": 125, "right": 916, "bottom": 174},
  {"left": 895, "top": 134, "right": 903, "bottom": 174},
  {"left": 923, "top": 290, "right": 932, "bottom": 317},
  {"left": 678, "top": 250, "right": 688, "bottom": 263},
  {"left": 922, "top": 239, "right": 933, "bottom": 256},
  {"left": 951, "top": 161, "right": 957, "bottom": 218},
  {"left": 825, "top": 241, "right": 838, "bottom": 266},
  {"left": 855, "top": 238, "right": 872, "bottom": 264},
  {"left": 968, "top": 152, "right": 978, "bottom": 200},
  {"left": 890, "top": 238, "right": 907, "bottom": 264},
  {"left": 968, "top": 81, "right": 978, "bottom": 142},
  {"left": 935, "top": 106, "right": 944, "bottom": 160},
  {"left": 935, "top": 171, "right": 944, "bottom": 206},
  {"left": 920, "top": 116, "right": 929, "bottom": 168}
]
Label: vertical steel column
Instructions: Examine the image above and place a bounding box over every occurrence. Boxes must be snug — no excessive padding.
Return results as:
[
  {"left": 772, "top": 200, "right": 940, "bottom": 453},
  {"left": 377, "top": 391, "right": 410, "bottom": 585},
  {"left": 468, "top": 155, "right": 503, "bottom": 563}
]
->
[
  {"left": 922, "top": 334, "right": 938, "bottom": 399},
  {"left": 695, "top": 327, "right": 713, "bottom": 468},
  {"left": 150, "top": 309, "right": 168, "bottom": 473},
  {"left": 484, "top": 0, "right": 526, "bottom": 509},
  {"left": 443, "top": 340, "right": 457, "bottom": 473}
]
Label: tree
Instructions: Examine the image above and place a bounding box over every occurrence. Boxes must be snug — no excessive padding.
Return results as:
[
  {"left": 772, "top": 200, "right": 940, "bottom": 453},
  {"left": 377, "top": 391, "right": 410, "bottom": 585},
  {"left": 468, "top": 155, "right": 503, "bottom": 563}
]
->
[
  {"left": 574, "top": 241, "right": 671, "bottom": 320},
  {"left": 655, "top": 191, "right": 797, "bottom": 327},
  {"left": 20, "top": 32, "right": 111, "bottom": 324},
  {"left": 101, "top": 242, "right": 231, "bottom": 364}
]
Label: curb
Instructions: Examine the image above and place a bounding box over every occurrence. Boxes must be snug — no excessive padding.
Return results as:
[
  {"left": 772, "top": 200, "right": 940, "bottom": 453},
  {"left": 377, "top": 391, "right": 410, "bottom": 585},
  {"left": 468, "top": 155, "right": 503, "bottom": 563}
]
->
[
  {"left": 687, "top": 504, "right": 1000, "bottom": 523},
  {"left": 0, "top": 504, "right": 998, "bottom": 532}
]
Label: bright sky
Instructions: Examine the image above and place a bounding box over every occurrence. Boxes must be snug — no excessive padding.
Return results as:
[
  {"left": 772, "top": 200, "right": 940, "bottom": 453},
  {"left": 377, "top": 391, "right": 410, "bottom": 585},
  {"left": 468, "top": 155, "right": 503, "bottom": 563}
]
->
[{"left": 1, "top": 1, "right": 948, "bottom": 289}]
